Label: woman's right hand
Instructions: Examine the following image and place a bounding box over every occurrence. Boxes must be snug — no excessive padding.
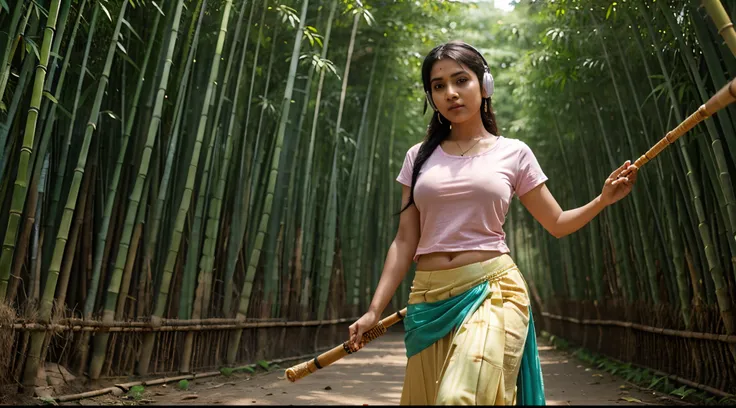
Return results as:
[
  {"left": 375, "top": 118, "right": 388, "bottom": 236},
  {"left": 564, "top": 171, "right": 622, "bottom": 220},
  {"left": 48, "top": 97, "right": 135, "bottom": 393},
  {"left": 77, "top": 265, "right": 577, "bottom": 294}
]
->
[{"left": 348, "top": 310, "right": 380, "bottom": 350}]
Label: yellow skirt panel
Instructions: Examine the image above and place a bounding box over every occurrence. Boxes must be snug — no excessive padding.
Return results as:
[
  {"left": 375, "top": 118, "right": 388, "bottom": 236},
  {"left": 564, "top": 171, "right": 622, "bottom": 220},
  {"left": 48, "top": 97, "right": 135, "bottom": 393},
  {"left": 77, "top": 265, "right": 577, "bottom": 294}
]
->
[{"left": 400, "top": 254, "right": 530, "bottom": 406}]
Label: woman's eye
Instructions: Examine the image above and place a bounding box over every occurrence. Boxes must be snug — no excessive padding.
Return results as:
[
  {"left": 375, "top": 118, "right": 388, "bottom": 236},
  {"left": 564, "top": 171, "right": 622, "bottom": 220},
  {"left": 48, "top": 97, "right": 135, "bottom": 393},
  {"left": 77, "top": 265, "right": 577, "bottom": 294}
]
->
[
  {"left": 458, "top": 78, "right": 468, "bottom": 84},
  {"left": 433, "top": 84, "right": 444, "bottom": 90}
]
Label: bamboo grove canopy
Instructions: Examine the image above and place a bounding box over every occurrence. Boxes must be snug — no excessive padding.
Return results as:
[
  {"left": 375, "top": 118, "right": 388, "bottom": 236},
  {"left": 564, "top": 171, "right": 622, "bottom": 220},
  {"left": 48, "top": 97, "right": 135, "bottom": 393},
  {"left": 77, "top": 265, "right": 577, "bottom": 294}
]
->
[{"left": 0, "top": 0, "right": 735, "bottom": 399}]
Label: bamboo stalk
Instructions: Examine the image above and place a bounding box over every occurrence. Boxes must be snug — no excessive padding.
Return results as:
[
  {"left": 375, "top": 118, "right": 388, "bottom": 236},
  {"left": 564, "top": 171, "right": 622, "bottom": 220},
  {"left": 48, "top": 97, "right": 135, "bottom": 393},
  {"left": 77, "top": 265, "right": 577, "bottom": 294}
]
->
[
  {"left": 702, "top": 0, "right": 736, "bottom": 57},
  {"left": 0, "top": 0, "right": 62, "bottom": 302}
]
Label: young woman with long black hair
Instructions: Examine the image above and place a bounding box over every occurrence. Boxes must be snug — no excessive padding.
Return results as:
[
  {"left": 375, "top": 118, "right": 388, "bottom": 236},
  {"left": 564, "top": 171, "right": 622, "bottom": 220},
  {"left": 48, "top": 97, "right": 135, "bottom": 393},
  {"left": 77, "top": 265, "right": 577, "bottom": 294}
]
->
[{"left": 348, "top": 40, "right": 638, "bottom": 405}]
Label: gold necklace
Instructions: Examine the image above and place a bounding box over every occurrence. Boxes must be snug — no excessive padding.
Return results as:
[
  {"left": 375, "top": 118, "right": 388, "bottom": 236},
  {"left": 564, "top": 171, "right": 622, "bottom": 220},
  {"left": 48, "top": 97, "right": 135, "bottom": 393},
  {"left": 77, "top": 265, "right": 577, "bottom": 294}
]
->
[{"left": 453, "top": 137, "right": 485, "bottom": 156}]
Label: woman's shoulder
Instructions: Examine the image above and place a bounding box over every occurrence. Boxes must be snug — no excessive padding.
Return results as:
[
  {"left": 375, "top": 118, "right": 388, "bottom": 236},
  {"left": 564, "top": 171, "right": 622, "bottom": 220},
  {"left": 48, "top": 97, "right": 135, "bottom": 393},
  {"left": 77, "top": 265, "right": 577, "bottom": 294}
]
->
[
  {"left": 496, "top": 136, "right": 532, "bottom": 151},
  {"left": 404, "top": 141, "right": 424, "bottom": 159},
  {"left": 495, "top": 136, "right": 540, "bottom": 159}
]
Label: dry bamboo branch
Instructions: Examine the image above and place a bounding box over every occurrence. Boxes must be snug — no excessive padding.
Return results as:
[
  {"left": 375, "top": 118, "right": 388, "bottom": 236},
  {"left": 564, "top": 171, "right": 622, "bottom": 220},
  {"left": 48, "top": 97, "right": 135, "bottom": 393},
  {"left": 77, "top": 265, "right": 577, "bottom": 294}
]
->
[
  {"left": 54, "top": 346, "right": 337, "bottom": 402},
  {"left": 541, "top": 312, "right": 736, "bottom": 343},
  {"left": 2, "top": 315, "right": 361, "bottom": 332}
]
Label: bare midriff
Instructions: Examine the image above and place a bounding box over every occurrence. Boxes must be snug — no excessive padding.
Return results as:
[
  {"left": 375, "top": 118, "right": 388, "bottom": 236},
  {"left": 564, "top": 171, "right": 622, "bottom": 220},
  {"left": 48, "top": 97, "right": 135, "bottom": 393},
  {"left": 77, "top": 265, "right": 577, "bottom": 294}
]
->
[{"left": 415, "top": 249, "right": 506, "bottom": 271}]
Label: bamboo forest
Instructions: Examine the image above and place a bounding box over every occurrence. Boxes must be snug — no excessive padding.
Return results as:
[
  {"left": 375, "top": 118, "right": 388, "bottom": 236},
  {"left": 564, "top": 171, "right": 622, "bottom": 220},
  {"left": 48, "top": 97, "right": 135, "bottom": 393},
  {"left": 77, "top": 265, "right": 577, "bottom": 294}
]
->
[{"left": 1, "top": 0, "right": 736, "bottom": 404}]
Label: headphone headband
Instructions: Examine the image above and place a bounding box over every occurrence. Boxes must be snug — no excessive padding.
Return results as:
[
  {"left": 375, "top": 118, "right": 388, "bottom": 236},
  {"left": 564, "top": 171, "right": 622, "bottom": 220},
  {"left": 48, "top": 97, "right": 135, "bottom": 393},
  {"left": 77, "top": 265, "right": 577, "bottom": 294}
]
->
[{"left": 457, "top": 43, "right": 491, "bottom": 73}]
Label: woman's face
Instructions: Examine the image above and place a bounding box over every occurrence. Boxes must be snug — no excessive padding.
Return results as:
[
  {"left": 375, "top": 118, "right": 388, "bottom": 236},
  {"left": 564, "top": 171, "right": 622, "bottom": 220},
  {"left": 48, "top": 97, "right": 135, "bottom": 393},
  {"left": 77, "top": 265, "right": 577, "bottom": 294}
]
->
[{"left": 428, "top": 58, "right": 483, "bottom": 124}]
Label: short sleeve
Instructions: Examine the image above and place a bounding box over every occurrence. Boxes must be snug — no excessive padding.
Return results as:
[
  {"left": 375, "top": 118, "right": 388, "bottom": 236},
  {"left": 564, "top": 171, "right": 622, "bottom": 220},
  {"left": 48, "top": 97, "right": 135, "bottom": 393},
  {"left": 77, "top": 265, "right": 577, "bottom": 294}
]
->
[
  {"left": 396, "top": 144, "right": 419, "bottom": 186},
  {"left": 515, "top": 141, "right": 548, "bottom": 197}
]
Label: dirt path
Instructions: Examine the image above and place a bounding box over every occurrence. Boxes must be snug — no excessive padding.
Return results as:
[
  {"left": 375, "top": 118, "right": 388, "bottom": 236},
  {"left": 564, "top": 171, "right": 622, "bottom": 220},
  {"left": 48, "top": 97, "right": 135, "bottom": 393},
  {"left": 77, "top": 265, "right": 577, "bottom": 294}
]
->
[{"left": 63, "top": 331, "right": 684, "bottom": 406}]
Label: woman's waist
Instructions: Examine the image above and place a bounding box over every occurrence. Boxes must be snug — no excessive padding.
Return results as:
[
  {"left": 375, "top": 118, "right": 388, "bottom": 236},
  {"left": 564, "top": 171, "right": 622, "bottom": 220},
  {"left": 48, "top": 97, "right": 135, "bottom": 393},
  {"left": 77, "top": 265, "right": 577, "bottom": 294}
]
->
[
  {"left": 408, "top": 253, "right": 519, "bottom": 304},
  {"left": 416, "top": 249, "right": 506, "bottom": 270}
]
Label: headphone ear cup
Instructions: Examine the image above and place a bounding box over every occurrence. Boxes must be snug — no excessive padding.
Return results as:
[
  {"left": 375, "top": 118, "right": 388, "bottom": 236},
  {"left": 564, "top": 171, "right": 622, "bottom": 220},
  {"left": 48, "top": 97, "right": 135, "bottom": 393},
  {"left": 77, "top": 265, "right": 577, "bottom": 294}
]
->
[{"left": 483, "top": 72, "right": 494, "bottom": 98}]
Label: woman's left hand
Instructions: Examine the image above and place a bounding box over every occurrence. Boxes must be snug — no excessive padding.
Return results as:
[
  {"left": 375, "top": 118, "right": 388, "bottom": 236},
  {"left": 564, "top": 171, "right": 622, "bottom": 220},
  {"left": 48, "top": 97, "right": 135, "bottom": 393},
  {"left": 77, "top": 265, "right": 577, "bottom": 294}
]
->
[{"left": 601, "top": 160, "right": 638, "bottom": 207}]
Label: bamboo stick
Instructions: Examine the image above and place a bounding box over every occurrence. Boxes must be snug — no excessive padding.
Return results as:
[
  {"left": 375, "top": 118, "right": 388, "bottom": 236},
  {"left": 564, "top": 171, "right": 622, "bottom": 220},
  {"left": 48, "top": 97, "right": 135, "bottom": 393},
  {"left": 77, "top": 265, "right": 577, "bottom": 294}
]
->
[
  {"left": 633, "top": 78, "right": 736, "bottom": 169},
  {"left": 286, "top": 309, "right": 406, "bottom": 382}
]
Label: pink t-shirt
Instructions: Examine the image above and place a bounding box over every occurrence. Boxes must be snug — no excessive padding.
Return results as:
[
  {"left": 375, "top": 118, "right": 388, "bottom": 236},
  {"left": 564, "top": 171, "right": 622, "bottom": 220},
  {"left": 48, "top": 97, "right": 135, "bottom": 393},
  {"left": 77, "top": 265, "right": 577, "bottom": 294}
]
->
[{"left": 396, "top": 136, "right": 548, "bottom": 262}]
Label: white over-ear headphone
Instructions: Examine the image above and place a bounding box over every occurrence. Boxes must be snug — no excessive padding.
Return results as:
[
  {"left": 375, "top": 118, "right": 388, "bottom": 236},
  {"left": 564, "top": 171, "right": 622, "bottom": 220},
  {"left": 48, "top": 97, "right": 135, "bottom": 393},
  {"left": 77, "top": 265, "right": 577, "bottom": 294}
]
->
[{"left": 424, "top": 43, "right": 494, "bottom": 113}]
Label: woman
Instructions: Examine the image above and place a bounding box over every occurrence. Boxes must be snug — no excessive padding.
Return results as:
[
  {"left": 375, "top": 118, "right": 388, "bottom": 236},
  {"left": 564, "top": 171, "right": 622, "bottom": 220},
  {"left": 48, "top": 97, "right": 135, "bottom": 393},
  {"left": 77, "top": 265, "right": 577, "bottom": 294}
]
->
[{"left": 348, "top": 41, "right": 637, "bottom": 405}]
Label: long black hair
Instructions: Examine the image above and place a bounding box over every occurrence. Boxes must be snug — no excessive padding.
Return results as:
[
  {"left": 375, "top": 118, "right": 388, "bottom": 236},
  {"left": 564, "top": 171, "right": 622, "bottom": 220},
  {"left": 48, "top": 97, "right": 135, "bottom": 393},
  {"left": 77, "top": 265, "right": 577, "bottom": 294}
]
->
[{"left": 398, "top": 41, "right": 499, "bottom": 214}]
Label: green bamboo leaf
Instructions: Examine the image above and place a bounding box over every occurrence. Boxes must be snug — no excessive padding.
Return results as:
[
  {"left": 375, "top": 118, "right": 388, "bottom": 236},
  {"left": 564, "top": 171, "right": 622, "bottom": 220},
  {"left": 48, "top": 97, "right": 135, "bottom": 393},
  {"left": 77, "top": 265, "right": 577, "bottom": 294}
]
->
[
  {"left": 116, "top": 41, "right": 127, "bottom": 55},
  {"left": 362, "top": 9, "right": 375, "bottom": 25},
  {"left": 648, "top": 376, "right": 665, "bottom": 389},
  {"left": 42, "top": 91, "right": 58, "bottom": 104},
  {"left": 85, "top": 66, "right": 96, "bottom": 80},
  {"left": 116, "top": 46, "right": 140, "bottom": 71},
  {"left": 31, "top": 0, "right": 49, "bottom": 16},
  {"left": 24, "top": 38, "right": 40, "bottom": 61},
  {"left": 151, "top": 1, "right": 165, "bottom": 15},
  {"left": 122, "top": 18, "right": 142, "bottom": 42},
  {"left": 99, "top": 2, "right": 112, "bottom": 22},
  {"left": 55, "top": 103, "right": 72, "bottom": 119},
  {"left": 101, "top": 110, "right": 121, "bottom": 121},
  {"left": 0, "top": 0, "right": 9, "bottom": 13}
]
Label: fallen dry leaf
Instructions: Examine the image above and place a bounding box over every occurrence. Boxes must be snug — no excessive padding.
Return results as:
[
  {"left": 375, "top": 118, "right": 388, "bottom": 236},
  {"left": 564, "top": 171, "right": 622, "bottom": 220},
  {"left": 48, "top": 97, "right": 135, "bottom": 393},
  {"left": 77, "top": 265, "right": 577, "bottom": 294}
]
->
[
  {"left": 592, "top": 374, "right": 604, "bottom": 377},
  {"left": 182, "top": 395, "right": 199, "bottom": 400},
  {"left": 265, "top": 393, "right": 273, "bottom": 396},
  {"left": 324, "top": 386, "right": 332, "bottom": 391},
  {"left": 620, "top": 396, "right": 642, "bottom": 403},
  {"left": 207, "top": 384, "right": 225, "bottom": 390}
]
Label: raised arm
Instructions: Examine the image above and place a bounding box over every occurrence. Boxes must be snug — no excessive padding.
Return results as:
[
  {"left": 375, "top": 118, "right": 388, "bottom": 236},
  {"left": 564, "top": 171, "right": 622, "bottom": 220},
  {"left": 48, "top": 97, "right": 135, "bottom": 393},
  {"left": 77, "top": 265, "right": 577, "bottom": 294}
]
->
[
  {"left": 349, "top": 184, "right": 420, "bottom": 348},
  {"left": 519, "top": 160, "right": 638, "bottom": 239}
]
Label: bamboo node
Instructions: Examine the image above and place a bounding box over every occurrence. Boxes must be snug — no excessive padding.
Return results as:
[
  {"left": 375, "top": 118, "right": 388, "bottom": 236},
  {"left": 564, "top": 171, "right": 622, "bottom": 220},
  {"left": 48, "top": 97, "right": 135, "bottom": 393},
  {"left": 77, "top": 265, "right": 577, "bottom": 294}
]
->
[{"left": 718, "top": 22, "right": 734, "bottom": 35}]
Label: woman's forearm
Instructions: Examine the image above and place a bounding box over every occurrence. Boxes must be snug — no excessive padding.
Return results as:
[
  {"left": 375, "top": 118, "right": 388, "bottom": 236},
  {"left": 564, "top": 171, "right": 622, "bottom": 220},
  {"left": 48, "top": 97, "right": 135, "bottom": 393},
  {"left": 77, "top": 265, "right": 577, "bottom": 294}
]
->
[
  {"left": 367, "top": 239, "right": 416, "bottom": 316},
  {"left": 554, "top": 194, "right": 607, "bottom": 238}
]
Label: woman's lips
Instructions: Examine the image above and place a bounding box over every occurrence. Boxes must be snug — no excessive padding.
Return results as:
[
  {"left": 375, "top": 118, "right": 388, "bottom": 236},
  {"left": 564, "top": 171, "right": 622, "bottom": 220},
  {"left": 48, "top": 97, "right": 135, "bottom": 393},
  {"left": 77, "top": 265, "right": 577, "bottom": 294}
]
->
[{"left": 448, "top": 105, "right": 464, "bottom": 111}]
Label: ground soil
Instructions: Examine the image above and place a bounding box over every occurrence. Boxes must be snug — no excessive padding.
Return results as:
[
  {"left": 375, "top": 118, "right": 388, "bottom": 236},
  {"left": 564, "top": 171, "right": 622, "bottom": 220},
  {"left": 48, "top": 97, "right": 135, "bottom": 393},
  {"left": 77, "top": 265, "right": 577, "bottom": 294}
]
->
[{"left": 16, "top": 331, "right": 691, "bottom": 406}]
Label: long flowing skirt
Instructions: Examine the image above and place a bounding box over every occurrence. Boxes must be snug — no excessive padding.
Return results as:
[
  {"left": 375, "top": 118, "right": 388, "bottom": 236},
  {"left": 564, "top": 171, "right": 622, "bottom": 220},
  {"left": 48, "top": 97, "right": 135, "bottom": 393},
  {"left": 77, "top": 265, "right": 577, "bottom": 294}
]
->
[{"left": 400, "top": 254, "right": 531, "bottom": 405}]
